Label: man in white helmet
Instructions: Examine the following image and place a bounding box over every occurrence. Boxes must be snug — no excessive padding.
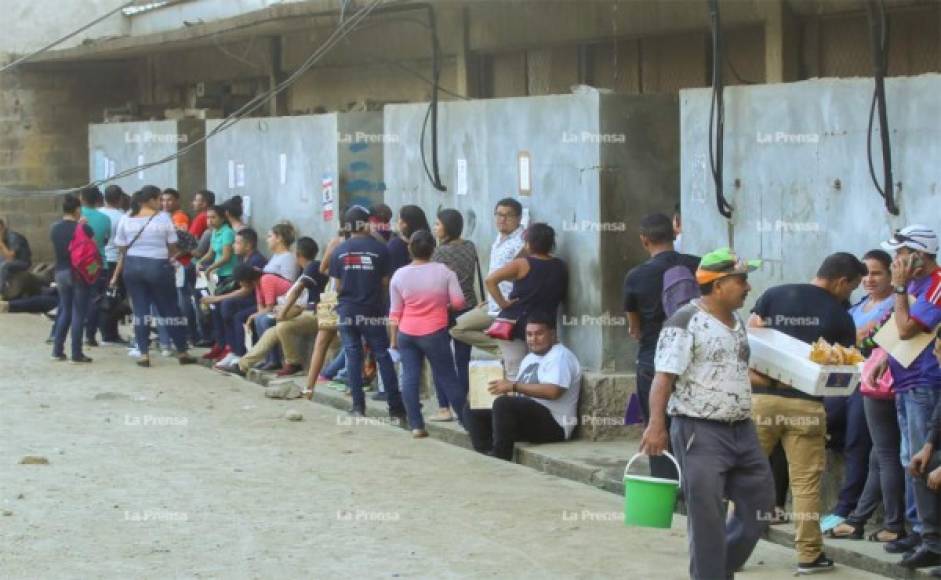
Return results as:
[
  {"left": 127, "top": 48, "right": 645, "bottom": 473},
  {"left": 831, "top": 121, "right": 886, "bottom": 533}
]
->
[{"left": 879, "top": 225, "right": 941, "bottom": 571}]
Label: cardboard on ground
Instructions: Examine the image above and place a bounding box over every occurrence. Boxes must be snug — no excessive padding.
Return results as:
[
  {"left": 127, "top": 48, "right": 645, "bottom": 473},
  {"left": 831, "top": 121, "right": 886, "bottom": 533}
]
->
[
  {"left": 873, "top": 299, "right": 940, "bottom": 368},
  {"left": 469, "top": 361, "right": 505, "bottom": 409}
]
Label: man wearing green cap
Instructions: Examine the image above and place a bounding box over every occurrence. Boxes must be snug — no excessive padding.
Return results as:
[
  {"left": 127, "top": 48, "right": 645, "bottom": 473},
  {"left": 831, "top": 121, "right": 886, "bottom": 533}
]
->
[
  {"left": 641, "top": 247, "right": 773, "bottom": 580},
  {"left": 748, "top": 252, "right": 865, "bottom": 574}
]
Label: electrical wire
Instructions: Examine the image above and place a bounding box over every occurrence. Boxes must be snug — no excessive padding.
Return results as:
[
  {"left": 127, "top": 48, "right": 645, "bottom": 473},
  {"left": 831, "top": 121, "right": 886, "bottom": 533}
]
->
[
  {"left": 0, "top": 1, "right": 136, "bottom": 75},
  {"left": 4, "top": 0, "right": 394, "bottom": 197},
  {"left": 865, "top": 0, "right": 899, "bottom": 215},
  {"left": 707, "top": 0, "right": 733, "bottom": 219}
]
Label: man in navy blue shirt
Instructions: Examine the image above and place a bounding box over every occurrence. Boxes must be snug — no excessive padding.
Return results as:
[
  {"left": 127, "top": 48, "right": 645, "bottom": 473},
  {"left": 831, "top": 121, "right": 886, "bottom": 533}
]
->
[{"left": 330, "top": 206, "right": 406, "bottom": 420}]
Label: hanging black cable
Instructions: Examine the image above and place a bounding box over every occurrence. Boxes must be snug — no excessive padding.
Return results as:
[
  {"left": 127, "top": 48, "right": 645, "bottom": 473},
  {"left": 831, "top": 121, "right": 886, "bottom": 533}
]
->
[
  {"left": 707, "top": 0, "right": 733, "bottom": 219},
  {"left": 865, "top": 0, "right": 899, "bottom": 215},
  {"left": 420, "top": 4, "right": 447, "bottom": 192}
]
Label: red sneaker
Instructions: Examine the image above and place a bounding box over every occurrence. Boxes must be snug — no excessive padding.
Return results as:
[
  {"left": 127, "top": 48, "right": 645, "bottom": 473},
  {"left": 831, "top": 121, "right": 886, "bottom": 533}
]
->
[
  {"left": 210, "top": 346, "right": 231, "bottom": 362},
  {"left": 276, "top": 363, "right": 303, "bottom": 377},
  {"left": 201, "top": 345, "right": 223, "bottom": 360}
]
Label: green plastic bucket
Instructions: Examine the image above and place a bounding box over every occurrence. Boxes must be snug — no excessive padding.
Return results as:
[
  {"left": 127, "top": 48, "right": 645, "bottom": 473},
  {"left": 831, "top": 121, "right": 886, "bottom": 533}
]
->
[{"left": 623, "top": 451, "right": 682, "bottom": 529}]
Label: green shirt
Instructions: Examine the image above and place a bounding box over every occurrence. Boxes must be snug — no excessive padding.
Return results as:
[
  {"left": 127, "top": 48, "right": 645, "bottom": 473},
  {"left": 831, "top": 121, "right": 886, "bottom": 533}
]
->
[
  {"left": 81, "top": 207, "right": 111, "bottom": 257},
  {"left": 211, "top": 224, "right": 238, "bottom": 278}
]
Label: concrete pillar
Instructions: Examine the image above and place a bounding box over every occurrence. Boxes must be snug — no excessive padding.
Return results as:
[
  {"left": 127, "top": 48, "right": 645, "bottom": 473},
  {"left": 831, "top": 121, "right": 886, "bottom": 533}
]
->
[
  {"left": 454, "top": 6, "right": 472, "bottom": 98},
  {"left": 763, "top": 0, "right": 800, "bottom": 83}
]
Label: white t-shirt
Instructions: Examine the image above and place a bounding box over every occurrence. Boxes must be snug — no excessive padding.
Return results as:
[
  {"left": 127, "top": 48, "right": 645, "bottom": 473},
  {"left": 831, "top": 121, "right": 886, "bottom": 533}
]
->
[
  {"left": 113, "top": 213, "right": 178, "bottom": 260},
  {"left": 654, "top": 300, "right": 752, "bottom": 422},
  {"left": 516, "top": 343, "right": 582, "bottom": 439},
  {"left": 487, "top": 226, "right": 525, "bottom": 315},
  {"left": 100, "top": 207, "right": 125, "bottom": 264},
  {"left": 264, "top": 251, "right": 300, "bottom": 281}
]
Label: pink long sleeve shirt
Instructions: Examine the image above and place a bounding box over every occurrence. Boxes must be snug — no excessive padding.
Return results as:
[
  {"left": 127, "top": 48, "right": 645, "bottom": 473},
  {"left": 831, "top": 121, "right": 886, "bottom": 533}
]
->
[{"left": 389, "top": 262, "right": 466, "bottom": 336}]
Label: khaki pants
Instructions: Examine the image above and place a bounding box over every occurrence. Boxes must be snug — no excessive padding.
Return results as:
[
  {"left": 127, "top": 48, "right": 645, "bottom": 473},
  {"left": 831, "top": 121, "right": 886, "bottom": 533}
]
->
[
  {"left": 238, "top": 311, "right": 318, "bottom": 372},
  {"left": 752, "top": 394, "right": 827, "bottom": 564},
  {"left": 278, "top": 311, "right": 319, "bottom": 364},
  {"left": 498, "top": 339, "right": 528, "bottom": 381},
  {"left": 449, "top": 305, "right": 499, "bottom": 354}
]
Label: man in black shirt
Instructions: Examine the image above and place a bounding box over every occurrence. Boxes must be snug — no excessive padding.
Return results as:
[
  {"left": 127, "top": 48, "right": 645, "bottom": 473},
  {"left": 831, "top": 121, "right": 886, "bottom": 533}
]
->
[
  {"left": 622, "top": 212, "right": 699, "bottom": 479},
  {"left": 748, "top": 252, "right": 865, "bottom": 574},
  {"left": 49, "top": 194, "right": 96, "bottom": 364}
]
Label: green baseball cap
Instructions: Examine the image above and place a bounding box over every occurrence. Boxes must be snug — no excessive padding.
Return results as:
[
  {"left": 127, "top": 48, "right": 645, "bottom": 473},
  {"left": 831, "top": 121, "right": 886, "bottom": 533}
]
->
[{"left": 695, "top": 247, "right": 761, "bottom": 284}]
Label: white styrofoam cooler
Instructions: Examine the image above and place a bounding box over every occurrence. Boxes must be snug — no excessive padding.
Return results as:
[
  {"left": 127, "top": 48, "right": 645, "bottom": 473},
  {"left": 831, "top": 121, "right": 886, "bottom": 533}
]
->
[{"left": 747, "top": 328, "right": 861, "bottom": 397}]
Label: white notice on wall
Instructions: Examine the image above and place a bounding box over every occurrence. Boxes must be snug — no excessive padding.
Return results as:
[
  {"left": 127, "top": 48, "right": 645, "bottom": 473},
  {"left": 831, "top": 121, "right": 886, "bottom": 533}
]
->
[
  {"left": 280, "top": 153, "right": 287, "bottom": 185},
  {"left": 137, "top": 154, "right": 145, "bottom": 180},
  {"left": 228, "top": 160, "right": 236, "bottom": 189},
  {"left": 456, "top": 159, "right": 468, "bottom": 196},
  {"left": 518, "top": 151, "right": 532, "bottom": 195},
  {"left": 242, "top": 195, "right": 252, "bottom": 219},
  {"left": 107, "top": 158, "right": 116, "bottom": 179},
  {"left": 236, "top": 164, "right": 246, "bottom": 188},
  {"left": 521, "top": 207, "right": 531, "bottom": 228}
]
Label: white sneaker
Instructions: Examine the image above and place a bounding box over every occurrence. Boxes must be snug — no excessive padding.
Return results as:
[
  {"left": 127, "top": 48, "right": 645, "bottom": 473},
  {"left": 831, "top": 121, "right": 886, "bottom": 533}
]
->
[
  {"left": 215, "top": 353, "right": 236, "bottom": 368},
  {"left": 127, "top": 348, "right": 142, "bottom": 358},
  {"left": 161, "top": 349, "right": 174, "bottom": 358}
]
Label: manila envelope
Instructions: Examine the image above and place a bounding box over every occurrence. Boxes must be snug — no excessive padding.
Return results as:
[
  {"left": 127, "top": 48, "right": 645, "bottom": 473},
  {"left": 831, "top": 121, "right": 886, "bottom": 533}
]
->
[{"left": 469, "top": 360, "right": 505, "bottom": 409}]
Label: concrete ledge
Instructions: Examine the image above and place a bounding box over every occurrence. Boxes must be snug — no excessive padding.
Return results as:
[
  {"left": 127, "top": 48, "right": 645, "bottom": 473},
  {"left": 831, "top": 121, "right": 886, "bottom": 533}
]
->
[{"left": 199, "top": 356, "right": 915, "bottom": 578}]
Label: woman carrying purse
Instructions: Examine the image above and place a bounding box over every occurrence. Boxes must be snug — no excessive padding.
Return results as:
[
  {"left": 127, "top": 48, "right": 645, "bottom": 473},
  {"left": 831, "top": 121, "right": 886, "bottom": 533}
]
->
[{"left": 484, "top": 223, "right": 567, "bottom": 381}]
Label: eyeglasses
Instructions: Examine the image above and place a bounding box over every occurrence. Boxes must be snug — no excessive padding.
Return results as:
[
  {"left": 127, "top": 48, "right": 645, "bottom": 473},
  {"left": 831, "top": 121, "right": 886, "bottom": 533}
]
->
[{"left": 494, "top": 212, "right": 519, "bottom": 220}]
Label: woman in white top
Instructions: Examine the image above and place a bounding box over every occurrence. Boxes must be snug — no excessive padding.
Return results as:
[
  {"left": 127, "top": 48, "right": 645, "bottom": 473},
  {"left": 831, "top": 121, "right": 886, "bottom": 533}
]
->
[
  {"left": 111, "top": 186, "right": 197, "bottom": 368},
  {"left": 263, "top": 222, "right": 300, "bottom": 281}
]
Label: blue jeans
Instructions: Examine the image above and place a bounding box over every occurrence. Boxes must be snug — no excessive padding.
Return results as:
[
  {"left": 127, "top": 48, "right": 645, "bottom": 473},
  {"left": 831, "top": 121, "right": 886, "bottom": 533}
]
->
[
  {"left": 337, "top": 307, "right": 404, "bottom": 415},
  {"left": 123, "top": 256, "right": 187, "bottom": 356},
  {"left": 84, "top": 273, "right": 108, "bottom": 342},
  {"left": 53, "top": 269, "right": 91, "bottom": 359},
  {"left": 825, "top": 390, "right": 872, "bottom": 516},
  {"left": 255, "top": 314, "right": 281, "bottom": 367},
  {"left": 897, "top": 387, "right": 941, "bottom": 534},
  {"left": 324, "top": 350, "right": 346, "bottom": 380},
  {"left": 398, "top": 328, "right": 467, "bottom": 430},
  {"left": 447, "top": 308, "right": 472, "bottom": 407}
]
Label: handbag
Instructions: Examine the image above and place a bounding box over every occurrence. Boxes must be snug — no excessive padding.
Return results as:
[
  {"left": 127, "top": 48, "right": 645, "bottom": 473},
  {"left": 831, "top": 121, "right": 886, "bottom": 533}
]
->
[
  {"left": 317, "top": 279, "right": 338, "bottom": 330},
  {"left": 484, "top": 317, "right": 518, "bottom": 341},
  {"left": 860, "top": 347, "right": 894, "bottom": 400}
]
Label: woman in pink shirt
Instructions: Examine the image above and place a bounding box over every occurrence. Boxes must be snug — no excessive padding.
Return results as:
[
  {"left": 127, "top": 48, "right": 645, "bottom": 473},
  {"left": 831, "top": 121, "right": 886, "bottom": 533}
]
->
[{"left": 389, "top": 230, "right": 467, "bottom": 437}]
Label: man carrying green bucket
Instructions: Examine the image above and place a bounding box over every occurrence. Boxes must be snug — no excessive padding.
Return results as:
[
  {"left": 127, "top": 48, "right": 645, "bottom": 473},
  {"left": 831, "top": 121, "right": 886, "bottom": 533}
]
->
[{"left": 640, "top": 247, "right": 774, "bottom": 580}]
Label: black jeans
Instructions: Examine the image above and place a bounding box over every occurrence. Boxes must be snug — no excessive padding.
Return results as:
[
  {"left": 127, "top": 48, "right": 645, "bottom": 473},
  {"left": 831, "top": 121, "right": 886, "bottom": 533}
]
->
[
  {"left": 465, "top": 395, "right": 564, "bottom": 461},
  {"left": 846, "top": 396, "right": 905, "bottom": 532},
  {"left": 914, "top": 450, "right": 941, "bottom": 554},
  {"left": 636, "top": 361, "right": 679, "bottom": 480},
  {"left": 826, "top": 390, "right": 873, "bottom": 516}
]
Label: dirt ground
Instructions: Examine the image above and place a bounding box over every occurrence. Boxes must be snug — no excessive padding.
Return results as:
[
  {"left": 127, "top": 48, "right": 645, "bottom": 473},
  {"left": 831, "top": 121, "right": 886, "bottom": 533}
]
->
[{"left": 0, "top": 313, "right": 888, "bottom": 579}]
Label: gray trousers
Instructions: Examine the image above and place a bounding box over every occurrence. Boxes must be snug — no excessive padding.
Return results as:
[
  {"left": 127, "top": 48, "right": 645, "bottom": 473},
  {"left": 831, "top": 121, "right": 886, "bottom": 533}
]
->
[
  {"left": 671, "top": 416, "right": 774, "bottom": 580},
  {"left": 914, "top": 450, "right": 941, "bottom": 553}
]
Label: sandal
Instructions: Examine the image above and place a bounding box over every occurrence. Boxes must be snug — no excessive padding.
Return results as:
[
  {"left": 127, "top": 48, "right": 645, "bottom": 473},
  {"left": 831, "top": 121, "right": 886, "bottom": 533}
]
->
[
  {"left": 827, "top": 522, "right": 864, "bottom": 540},
  {"left": 869, "top": 528, "right": 905, "bottom": 543},
  {"left": 302, "top": 387, "right": 314, "bottom": 400}
]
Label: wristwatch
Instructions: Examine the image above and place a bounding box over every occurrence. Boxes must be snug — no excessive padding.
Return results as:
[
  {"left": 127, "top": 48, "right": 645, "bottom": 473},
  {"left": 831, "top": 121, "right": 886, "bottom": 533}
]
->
[{"left": 894, "top": 284, "right": 907, "bottom": 295}]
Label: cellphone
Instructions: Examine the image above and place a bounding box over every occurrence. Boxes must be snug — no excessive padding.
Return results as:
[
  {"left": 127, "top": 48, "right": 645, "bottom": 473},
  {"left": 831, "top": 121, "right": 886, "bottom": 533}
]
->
[{"left": 911, "top": 254, "right": 925, "bottom": 270}]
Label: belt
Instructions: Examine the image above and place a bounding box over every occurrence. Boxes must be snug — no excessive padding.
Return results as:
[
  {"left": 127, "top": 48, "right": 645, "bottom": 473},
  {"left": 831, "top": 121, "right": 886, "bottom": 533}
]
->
[{"left": 673, "top": 414, "right": 751, "bottom": 426}]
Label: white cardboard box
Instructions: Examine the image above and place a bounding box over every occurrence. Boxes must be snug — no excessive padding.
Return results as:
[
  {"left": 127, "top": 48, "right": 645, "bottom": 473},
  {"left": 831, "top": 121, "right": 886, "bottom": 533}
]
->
[{"left": 747, "top": 328, "right": 860, "bottom": 397}]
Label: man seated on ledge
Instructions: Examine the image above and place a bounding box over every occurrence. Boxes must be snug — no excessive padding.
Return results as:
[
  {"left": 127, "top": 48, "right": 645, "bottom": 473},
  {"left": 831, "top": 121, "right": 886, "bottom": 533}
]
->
[{"left": 465, "top": 310, "right": 582, "bottom": 461}]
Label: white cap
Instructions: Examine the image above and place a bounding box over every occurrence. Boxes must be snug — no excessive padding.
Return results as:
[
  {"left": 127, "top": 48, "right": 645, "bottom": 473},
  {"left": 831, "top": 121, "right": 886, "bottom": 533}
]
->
[{"left": 881, "top": 225, "right": 939, "bottom": 255}]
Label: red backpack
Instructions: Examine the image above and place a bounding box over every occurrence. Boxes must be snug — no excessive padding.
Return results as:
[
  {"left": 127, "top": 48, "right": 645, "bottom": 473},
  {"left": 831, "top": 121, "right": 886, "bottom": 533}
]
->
[{"left": 69, "top": 224, "right": 102, "bottom": 284}]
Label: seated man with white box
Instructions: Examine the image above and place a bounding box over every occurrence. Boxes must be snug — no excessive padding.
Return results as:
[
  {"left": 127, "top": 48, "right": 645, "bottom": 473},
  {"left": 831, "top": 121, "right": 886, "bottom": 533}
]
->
[
  {"left": 464, "top": 310, "right": 581, "bottom": 461},
  {"left": 747, "top": 252, "right": 866, "bottom": 574}
]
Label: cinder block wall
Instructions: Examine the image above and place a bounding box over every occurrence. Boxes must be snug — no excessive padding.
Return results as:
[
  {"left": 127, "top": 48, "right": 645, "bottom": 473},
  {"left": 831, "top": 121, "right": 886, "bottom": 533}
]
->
[{"left": 0, "top": 193, "right": 64, "bottom": 263}]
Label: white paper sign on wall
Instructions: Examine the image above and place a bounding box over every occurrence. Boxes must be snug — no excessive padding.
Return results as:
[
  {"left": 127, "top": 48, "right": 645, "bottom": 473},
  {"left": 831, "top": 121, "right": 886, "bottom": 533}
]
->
[
  {"left": 456, "top": 159, "right": 468, "bottom": 196},
  {"left": 228, "top": 160, "right": 235, "bottom": 189},
  {"left": 518, "top": 151, "right": 532, "bottom": 196},
  {"left": 137, "top": 154, "right": 145, "bottom": 181},
  {"left": 236, "top": 164, "right": 246, "bottom": 188},
  {"left": 280, "top": 153, "right": 287, "bottom": 185}
]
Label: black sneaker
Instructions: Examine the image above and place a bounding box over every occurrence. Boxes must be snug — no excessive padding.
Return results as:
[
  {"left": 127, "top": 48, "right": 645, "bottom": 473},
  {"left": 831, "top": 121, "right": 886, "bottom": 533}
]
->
[
  {"left": 70, "top": 355, "right": 93, "bottom": 364},
  {"left": 50, "top": 353, "right": 67, "bottom": 362},
  {"left": 347, "top": 409, "right": 366, "bottom": 418},
  {"left": 85, "top": 338, "right": 99, "bottom": 347},
  {"left": 100, "top": 337, "right": 129, "bottom": 347},
  {"left": 901, "top": 546, "right": 941, "bottom": 569},
  {"left": 886, "top": 533, "right": 921, "bottom": 554},
  {"left": 371, "top": 391, "right": 388, "bottom": 402},
  {"left": 797, "top": 553, "right": 834, "bottom": 574}
]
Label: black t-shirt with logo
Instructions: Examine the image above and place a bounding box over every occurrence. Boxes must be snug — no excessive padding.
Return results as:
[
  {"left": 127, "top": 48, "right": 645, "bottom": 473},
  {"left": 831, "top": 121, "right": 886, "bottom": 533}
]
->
[
  {"left": 329, "top": 235, "right": 391, "bottom": 316},
  {"left": 622, "top": 250, "right": 701, "bottom": 365}
]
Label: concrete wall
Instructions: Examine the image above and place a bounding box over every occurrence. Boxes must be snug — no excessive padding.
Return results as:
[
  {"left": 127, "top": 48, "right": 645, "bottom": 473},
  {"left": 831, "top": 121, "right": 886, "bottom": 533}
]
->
[
  {"left": 204, "top": 112, "right": 383, "bottom": 250},
  {"left": 89, "top": 120, "right": 206, "bottom": 202},
  {"left": 0, "top": 0, "right": 127, "bottom": 53},
  {"left": 680, "top": 74, "right": 941, "bottom": 306},
  {"left": 383, "top": 92, "right": 678, "bottom": 372}
]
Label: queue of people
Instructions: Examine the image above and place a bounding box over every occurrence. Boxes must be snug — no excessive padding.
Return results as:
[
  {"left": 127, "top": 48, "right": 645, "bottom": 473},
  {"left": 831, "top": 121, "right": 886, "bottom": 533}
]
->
[{"left": 638, "top": 219, "right": 941, "bottom": 577}]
